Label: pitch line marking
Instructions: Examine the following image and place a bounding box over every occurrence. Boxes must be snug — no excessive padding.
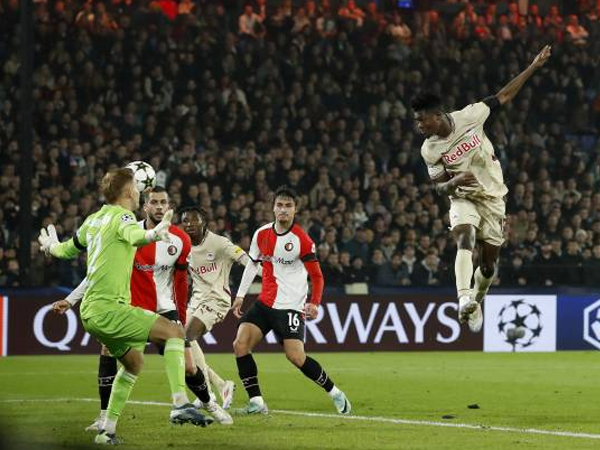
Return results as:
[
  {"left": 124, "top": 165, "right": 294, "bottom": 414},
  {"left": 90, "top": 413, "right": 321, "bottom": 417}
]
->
[{"left": 1, "top": 398, "right": 599, "bottom": 440}]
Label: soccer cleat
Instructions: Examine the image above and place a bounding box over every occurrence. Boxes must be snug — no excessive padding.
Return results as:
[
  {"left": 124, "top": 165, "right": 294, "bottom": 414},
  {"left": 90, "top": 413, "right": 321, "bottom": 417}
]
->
[
  {"left": 204, "top": 401, "right": 234, "bottom": 425},
  {"left": 458, "top": 294, "right": 478, "bottom": 324},
  {"left": 235, "top": 398, "right": 269, "bottom": 415},
  {"left": 220, "top": 380, "right": 236, "bottom": 410},
  {"left": 94, "top": 430, "right": 122, "bottom": 445},
  {"left": 468, "top": 302, "right": 483, "bottom": 333},
  {"left": 170, "top": 403, "right": 214, "bottom": 427},
  {"left": 85, "top": 416, "right": 103, "bottom": 432},
  {"left": 332, "top": 390, "right": 351, "bottom": 415}
]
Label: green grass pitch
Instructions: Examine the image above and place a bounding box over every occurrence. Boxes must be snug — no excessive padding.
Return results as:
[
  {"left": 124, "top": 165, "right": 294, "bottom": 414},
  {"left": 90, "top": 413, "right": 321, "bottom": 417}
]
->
[{"left": 1, "top": 352, "right": 599, "bottom": 449}]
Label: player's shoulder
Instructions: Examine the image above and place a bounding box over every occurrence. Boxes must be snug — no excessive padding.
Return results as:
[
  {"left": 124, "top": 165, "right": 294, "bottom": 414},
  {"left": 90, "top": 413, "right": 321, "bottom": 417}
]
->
[
  {"left": 169, "top": 224, "right": 191, "bottom": 245},
  {"left": 290, "top": 223, "right": 312, "bottom": 241},
  {"left": 253, "top": 222, "right": 274, "bottom": 237},
  {"left": 454, "top": 101, "right": 489, "bottom": 120}
]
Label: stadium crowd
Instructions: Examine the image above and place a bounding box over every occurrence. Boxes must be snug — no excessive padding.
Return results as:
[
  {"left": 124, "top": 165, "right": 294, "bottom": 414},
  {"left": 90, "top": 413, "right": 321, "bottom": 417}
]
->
[{"left": 1, "top": 0, "right": 599, "bottom": 289}]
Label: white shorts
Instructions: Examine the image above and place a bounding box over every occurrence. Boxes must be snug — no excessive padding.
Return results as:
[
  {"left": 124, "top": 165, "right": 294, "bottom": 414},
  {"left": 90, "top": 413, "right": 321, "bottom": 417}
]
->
[
  {"left": 449, "top": 196, "right": 506, "bottom": 246},
  {"left": 187, "top": 297, "right": 230, "bottom": 332}
]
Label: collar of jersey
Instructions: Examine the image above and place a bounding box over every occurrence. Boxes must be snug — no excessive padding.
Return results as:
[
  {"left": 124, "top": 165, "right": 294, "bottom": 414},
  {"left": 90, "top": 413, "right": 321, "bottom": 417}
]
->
[{"left": 272, "top": 222, "right": 294, "bottom": 236}]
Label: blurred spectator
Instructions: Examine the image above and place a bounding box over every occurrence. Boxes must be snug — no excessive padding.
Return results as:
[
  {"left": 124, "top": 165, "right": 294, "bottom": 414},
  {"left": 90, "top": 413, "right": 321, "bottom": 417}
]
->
[
  {"left": 565, "top": 15, "right": 589, "bottom": 45},
  {"left": 411, "top": 250, "right": 447, "bottom": 286},
  {"left": 376, "top": 253, "right": 410, "bottom": 287}
]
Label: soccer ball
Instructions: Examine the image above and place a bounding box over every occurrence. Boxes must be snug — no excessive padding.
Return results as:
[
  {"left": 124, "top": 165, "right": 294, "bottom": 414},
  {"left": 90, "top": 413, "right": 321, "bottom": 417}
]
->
[
  {"left": 497, "top": 299, "right": 543, "bottom": 349},
  {"left": 126, "top": 161, "right": 156, "bottom": 193}
]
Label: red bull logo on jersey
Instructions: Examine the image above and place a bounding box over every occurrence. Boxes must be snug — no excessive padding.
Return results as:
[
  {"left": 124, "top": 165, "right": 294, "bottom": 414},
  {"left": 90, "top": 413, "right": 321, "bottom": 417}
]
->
[
  {"left": 442, "top": 134, "right": 482, "bottom": 164},
  {"left": 193, "top": 262, "right": 218, "bottom": 275}
]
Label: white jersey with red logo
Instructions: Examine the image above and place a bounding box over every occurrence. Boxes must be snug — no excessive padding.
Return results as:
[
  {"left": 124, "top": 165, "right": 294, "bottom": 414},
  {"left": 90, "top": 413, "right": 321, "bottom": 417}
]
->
[
  {"left": 248, "top": 222, "right": 318, "bottom": 312},
  {"left": 421, "top": 101, "right": 508, "bottom": 200},
  {"left": 130, "top": 221, "right": 191, "bottom": 323}
]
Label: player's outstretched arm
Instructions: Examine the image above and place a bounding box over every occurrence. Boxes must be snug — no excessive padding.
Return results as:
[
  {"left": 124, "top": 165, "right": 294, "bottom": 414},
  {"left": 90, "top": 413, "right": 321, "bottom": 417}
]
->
[
  {"left": 39, "top": 224, "right": 83, "bottom": 259},
  {"left": 495, "top": 45, "right": 551, "bottom": 105}
]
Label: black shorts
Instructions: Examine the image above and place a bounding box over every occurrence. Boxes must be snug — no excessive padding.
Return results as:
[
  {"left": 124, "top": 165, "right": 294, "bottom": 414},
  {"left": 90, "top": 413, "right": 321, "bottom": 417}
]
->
[
  {"left": 156, "top": 310, "right": 191, "bottom": 353},
  {"left": 240, "top": 301, "right": 305, "bottom": 342}
]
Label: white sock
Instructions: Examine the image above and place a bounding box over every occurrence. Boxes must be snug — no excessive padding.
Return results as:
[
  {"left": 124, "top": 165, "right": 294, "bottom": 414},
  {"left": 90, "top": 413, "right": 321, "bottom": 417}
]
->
[
  {"left": 455, "top": 249, "right": 474, "bottom": 297},
  {"left": 249, "top": 395, "right": 264, "bottom": 405},
  {"left": 104, "top": 418, "right": 117, "bottom": 434},
  {"left": 172, "top": 392, "right": 188, "bottom": 408},
  {"left": 327, "top": 386, "right": 341, "bottom": 398},
  {"left": 99, "top": 410, "right": 107, "bottom": 421}
]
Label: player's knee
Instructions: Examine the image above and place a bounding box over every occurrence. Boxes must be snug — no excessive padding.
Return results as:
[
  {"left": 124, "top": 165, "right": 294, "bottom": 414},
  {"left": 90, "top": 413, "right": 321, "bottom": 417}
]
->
[
  {"left": 285, "top": 351, "right": 305, "bottom": 368},
  {"left": 481, "top": 263, "right": 496, "bottom": 279},
  {"left": 169, "top": 322, "right": 185, "bottom": 340},
  {"left": 233, "top": 337, "right": 248, "bottom": 356}
]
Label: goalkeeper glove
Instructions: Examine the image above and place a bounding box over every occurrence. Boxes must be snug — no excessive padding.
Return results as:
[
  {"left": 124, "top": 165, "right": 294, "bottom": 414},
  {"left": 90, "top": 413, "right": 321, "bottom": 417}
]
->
[
  {"left": 38, "top": 224, "right": 59, "bottom": 256},
  {"left": 145, "top": 210, "right": 173, "bottom": 243}
]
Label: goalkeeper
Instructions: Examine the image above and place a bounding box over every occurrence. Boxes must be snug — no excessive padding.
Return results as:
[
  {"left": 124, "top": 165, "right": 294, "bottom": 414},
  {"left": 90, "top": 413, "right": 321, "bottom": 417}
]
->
[{"left": 39, "top": 168, "right": 209, "bottom": 445}]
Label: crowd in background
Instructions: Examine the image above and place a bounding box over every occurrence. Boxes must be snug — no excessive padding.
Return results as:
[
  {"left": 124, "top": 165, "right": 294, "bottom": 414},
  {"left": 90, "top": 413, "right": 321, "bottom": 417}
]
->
[{"left": 1, "top": 0, "right": 600, "bottom": 290}]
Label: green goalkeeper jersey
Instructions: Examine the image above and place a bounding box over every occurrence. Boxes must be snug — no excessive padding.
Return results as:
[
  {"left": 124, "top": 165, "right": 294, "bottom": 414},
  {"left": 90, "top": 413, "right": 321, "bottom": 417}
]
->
[{"left": 52, "top": 204, "right": 148, "bottom": 319}]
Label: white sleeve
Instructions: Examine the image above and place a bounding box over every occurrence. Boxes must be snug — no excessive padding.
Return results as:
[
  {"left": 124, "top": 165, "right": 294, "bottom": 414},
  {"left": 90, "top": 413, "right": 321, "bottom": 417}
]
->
[
  {"left": 236, "top": 260, "right": 260, "bottom": 298},
  {"left": 65, "top": 278, "right": 89, "bottom": 306},
  {"left": 461, "top": 102, "right": 491, "bottom": 125},
  {"left": 248, "top": 229, "right": 261, "bottom": 261}
]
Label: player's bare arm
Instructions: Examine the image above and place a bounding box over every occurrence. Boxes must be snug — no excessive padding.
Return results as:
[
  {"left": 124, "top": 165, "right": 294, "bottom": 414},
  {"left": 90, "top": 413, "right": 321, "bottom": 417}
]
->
[
  {"left": 495, "top": 45, "right": 551, "bottom": 105},
  {"left": 433, "top": 171, "right": 478, "bottom": 195}
]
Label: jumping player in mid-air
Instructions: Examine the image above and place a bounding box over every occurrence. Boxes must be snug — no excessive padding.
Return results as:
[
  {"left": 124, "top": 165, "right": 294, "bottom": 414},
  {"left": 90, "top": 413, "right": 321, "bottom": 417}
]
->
[{"left": 412, "top": 45, "right": 551, "bottom": 332}]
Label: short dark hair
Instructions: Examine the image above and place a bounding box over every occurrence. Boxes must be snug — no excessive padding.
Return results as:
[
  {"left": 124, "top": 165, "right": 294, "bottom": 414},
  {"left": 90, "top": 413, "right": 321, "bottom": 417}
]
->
[
  {"left": 411, "top": 92, "right": 443, "bottom": 112},
  {"left": 179, "top": 205, "right": 208, "bottom": 221},
  {"left": 273, "top": 185, "right": 298, "bottom": 205},
  {"left": 143, "top": 186, "right": 168, "bottom": 203}
]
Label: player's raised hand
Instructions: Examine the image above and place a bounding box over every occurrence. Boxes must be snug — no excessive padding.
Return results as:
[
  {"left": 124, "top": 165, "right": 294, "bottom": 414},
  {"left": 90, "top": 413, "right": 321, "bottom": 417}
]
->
[
  {"left": 304, "top": 303, "right": 318, "bottom": 320},
  {"left": 146, "top": 209, "right": 173, "bottom": 243},
  {"left": 38, "top": 224, "right": 59, "bottom": 256},
  {"left": 531, "top": 45, "right": 551, "bottom": 69},
  {"left": 232, "top": 296, "right": 245, "bottom": 318},
  {"left": 52, "top": 299, "right": 72, "bottom": 314}
]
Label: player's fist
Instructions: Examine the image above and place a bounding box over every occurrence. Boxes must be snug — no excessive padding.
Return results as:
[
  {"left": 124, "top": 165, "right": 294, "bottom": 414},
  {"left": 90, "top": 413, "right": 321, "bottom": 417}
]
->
[
  {"left": 52, "top": 300, "right": 72, "bottom": 314},
  {"left": 451, "top": 171, "right": 478, "bottom": 188},
  {"left": 232, "top": 297, "right": 244, "bottom": 318},
  {"left": 531, "top": 45, "right": 551, "bottom": 69},
  {"left": 304, "top": 303, "right": 318, "bottom": 320},
  {"left": 38, "top": 224, "right": 59, "bottom": 256}
]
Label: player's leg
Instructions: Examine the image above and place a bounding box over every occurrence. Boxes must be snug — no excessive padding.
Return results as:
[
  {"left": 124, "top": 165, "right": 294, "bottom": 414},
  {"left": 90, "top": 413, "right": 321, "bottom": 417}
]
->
[
  {"left": 283, "top": 338, "right": 351, "bottom": 414},
  {"left": 148, "top": 316, "right": 212, "bottom": 426},
  {"left": 469, "top": 199, "right": 505, "bottom": 333},
  {"left": 86, "top": 345, "right": 117, "bottom": 432},
  {"left": 184, "top": 340, "right": 233, "bottom": 425},
  {"left": 474, "top": 241, "right": 500, "bottom": 302},
  {"left": 186, "top": 311, "right": 235, "bottom": 408},
  {"left": 450, "top": 199, "right": 479, "bottom": 323},
  {"left": 185, "top": 317, "right": 215, "bottom": 399},
  {"left": 233, "top": 318, "right": 267, "bottom": 414},
  {"left": 95, "top": 348, "right": 143, "bottom": 444}
]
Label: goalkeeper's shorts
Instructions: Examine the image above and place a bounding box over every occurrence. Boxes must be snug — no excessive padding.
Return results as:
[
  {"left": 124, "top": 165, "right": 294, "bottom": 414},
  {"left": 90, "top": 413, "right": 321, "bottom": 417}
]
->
[{"left": 82, "top": 303, "right": 159, "bottom": 358}]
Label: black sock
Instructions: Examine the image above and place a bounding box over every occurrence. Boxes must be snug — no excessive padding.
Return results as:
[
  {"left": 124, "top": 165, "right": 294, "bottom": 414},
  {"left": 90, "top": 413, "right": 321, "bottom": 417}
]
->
[
  {"left": 98, "top": 355, "right": 117, "bottom": 410},
  {"left": 300, "top": 356, "right": 334, "bottom": 392},
  {"left": 185, "top": 366, "right": 210, "bottom": 404},
  {"left": 236, "top": 354, "right": 262, "bottom": 398}
]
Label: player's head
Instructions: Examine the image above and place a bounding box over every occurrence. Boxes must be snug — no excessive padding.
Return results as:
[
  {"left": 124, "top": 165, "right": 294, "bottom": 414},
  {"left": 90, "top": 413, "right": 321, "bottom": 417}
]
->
[
  {"left": 101, "top": 168, "right": 139, "bottom": 209},
  {"left": 272, "top": 185, "right": 297, "bottom": 227},
  {"left": 143, "top": 186, "right": 170, "bottom": 226},
  {"left": 180, "top": 205, "right": 209, "bottom": 244},
  {"left": 412, "top": 92, "right": 445, "bottom": 138}
]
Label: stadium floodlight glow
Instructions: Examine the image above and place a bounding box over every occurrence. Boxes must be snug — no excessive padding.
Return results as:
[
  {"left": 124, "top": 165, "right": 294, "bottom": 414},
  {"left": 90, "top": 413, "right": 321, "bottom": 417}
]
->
[{"left": 583, "top": 299, "right": 600, "bottom": 350}]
